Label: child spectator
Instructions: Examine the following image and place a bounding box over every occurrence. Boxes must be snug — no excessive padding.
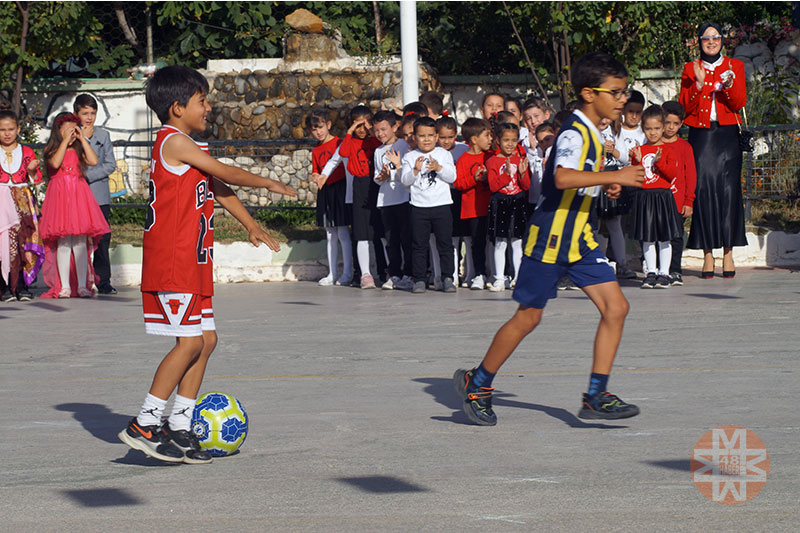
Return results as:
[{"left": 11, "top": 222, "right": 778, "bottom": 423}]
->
[
  {"left": 372, "top": 110, "right": 413, "bottom": 291},
  {"left": 486, "top": 122, "right": 531, "bottom": 291},
  {"left": 661, "top": 101, "right": 696, "bottom": 285},
  {"left": 480, "top": 92, "right": 505, "bottom": 120},
  {"left": 530, "top": 122, "right": 556, "bottom": 206},
  {"left": 308, "top": 108, "right": 353, "bottom": 287},
  {"left": 454, "top": 52, "right": 645, "bottom": 426},
  {"left": 420, "top": 91, "right": 444, "bottom": 119},
  {"left": 339, "top": 105, "right": 383, "bottom": 289},
  {"left": 437, "top": 115, "right": 470, "bottom": 286},
  {"left": 401, "top": 101, "right": 429, "bottom": 118},
  {"left": 119, "top": 65, "right": 296, "bottom": 463},
  {"left": 629, "top": 105, "right": 682, "bottom": 289},
  {"left": 504, "top": 96, "right": 527, "bottom": 143},
  {"left": 0, "top": 110, "right": 44, "bottom": 302},
  {"left": 617, "top": 89, "right": 646, "bottom": 157},
  {"left": 400, "top": 117, "right": 457, "bottom": 294},
  {"left": 39, "top": 113, "right": 109, "bottom": 298},
  {"left": 74, "top": 94, "right": 118, "bottom": 295}
]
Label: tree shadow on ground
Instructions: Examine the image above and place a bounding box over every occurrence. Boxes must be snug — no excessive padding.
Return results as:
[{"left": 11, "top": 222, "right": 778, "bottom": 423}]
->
[{"left": 414, "top": 377, "right": 628, "bottom": 429}]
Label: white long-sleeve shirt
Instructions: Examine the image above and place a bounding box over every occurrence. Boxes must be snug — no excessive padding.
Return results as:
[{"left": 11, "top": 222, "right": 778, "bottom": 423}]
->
[
  {"left": 321, "top": 145, "right": 354, "bottom": 204},
  {"left": 400, "top": 146, "right": 456, "bottom": 208},
  {"left": 373, "top": 138, "right": 410, "bottom": 207}
]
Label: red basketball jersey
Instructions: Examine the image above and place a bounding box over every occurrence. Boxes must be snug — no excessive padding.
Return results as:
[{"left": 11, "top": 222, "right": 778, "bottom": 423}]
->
[{"left": 141, "top": 125, "right": 214, "bottom": 296}]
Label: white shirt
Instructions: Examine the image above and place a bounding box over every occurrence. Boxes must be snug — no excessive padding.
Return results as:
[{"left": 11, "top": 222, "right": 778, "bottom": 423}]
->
[
  {"left": 321, "top": 145, "right": 354, "bottom": 204},
  {"left": 600, "top": 125, "right": 626, "bottom": 166},
  {"left": 373, "top": 139, "right": 410, "bottom": 207},
  {"left": 554, "top": 110, "right": 603, "bottom": 198},
  {"left": 616, "top": 126, "right": 646, "bottom": 166},
  {"left": 400, "top": 146, "right": 456, "bottom": 208},
  {"left": 0, "top": 145, "right": 22, "bottom": 175},
  {"left": 699, "top": 56, "right": 725, "bottom": 122}
]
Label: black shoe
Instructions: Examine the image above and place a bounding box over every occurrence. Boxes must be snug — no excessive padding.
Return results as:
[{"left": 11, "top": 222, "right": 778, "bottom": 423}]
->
[
  {"left": 655, "top": 274, "right": 671, "bottom": 289},
  {"left": 118, "top": 417, "right": 185, "bottom": 463},
  {"left": 453, "top": 368, "right": 497, "bottom": 426},
  {"left": 577, "top": 391, "right": 640, "bottom": 420},
  {"left": 97, "top": 285, "right": 118, "bottom": 295},
  {"left": 15, "top": 288, "right": 33, "bottom": 301},
  {"left": 1, "top": 289, "right": 15, "bottom": 302},
  {"left": 161, "top": 424, "right": 213, "bottom": 464},
  {"left": 641, "top": 272, "right": 657, "bottom": 289},
  {"left": 412, "top": 280, "right": 427, "bottom": 294},
  {"left": 669, "top": 272, "right": 683, "bottom": 286},
  {"left": 442, "top": 277, "right": 457, "bottom": 293}
]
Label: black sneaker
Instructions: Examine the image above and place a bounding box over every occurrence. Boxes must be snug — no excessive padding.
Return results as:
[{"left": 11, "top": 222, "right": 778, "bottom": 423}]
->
[
  {"left": 655, "top": 274, "right": 671, "bottom": 289},
  {"left": 557, "top": 276, "right": 570, "bottom": 291},
  {"left": 412, "top": 280, "right": 427, "bottom": 294},
  {"left": 15, "top": 288, "right": 33, "bottom": 301},
  {"left": 1, "top": 289, "right": 15, "bottom": 302},
  {"left": 97, "top": 285, "right": 118, "bottom": 295},
  {"left": 577, "top": 391, "right": 640, "bottom": 420},
  {"left": 453, "top": 368, "right": 497, "bottom": 426},
  {"left": 161, "top": 424, "right": 213, "bottom": 464},
  {"left": 670, "top": 272, "right": 683, "bottom": 286},
  {"left": 118, "top": 417, "right": 184, "bottom": 463},
  {"left": 442, "top": 277, "right": 457, "bottom": 293},
  {"left": 641, "top": 272, "right": 657, "bottom": 289}
]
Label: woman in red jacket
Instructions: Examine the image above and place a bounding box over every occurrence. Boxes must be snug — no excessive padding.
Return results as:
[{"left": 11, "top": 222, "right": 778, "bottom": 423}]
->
[{"left": 679, "top": 22, "right": 747, "bottom": 279}]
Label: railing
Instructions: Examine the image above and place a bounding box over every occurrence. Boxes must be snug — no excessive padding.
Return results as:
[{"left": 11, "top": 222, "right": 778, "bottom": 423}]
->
[{"left": 742, "top": 125, "right": 800, "bottom": 221}]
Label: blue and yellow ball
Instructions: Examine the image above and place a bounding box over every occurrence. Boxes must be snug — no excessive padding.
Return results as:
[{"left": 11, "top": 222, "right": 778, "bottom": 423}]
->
[{"left": 191, "top": 392, "right": 248, "bottom": 457}]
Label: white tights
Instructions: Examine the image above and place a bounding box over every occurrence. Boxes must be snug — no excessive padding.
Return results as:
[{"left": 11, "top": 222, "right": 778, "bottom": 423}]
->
[
  {"left": 325, "top": 226, "right": 352, "bottom": 279},
  {"left": 57, "top": 235, "right": 88, "bottom": 291},
  {"left": 642, "top": 241, "right": 671, "bottom": 276},
  {"left": 494, "top": 238, "right": 522, "bottom": 282}
]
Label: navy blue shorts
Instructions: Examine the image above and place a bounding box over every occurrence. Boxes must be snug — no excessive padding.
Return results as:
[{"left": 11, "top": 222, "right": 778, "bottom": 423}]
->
[{"left": 512, "top": 247, "right": 617, "bottom": 309}]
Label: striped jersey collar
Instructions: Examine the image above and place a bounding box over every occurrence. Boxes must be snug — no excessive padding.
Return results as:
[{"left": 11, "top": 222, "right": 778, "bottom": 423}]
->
[{"left": 572, "top": 109, "right": 603, "bottom": 143}]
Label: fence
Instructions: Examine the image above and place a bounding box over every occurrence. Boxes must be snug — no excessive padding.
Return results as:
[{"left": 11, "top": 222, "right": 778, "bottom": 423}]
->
[{"left": 742, "top": 125, "right": 800, "bottom": 221}]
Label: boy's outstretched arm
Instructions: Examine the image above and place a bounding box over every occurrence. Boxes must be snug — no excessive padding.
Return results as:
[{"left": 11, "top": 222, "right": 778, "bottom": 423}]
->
[
  {"left": 555, "top": 165, "right": 645, "bottom": 191},
  {"left": 165, "top": 135, "right": 298, "bottom": 197},
  {"left": 213, "top": 179, "right": 282, "bottom": 252}
]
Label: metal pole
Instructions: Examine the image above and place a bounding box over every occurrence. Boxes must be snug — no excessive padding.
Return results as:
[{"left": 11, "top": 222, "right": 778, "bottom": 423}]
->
[{"left": 400, "top": 0, "right": 418, "bottom": 105}]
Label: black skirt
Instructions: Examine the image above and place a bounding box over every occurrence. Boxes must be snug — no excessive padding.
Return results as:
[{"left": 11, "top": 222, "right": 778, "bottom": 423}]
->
[
  {"left": 487, "top": 191, "right": 529, "bottom": 241},
  {"left": 316, "top": 178, "right": 351, "bottom": 227},
  {"left": 630, "top": 188, "right": 682, "bottom": 242},
  {"left": 351, "top": 176, "right": 381, "bottom": 241},
  {"left": 686, "top": 123, "right": 747, "bottom": 249}
]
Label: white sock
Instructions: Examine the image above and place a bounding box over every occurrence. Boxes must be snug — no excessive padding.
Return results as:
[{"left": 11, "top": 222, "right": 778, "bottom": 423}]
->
[
  {"left": 137, "top": 393, "right": 168, "bottom": 427},
  {"left": 463, "top": 237, "right": 474, "bottom": 281},
  {"left": 71, "top": 235, "right": 88, "bottom": 290},
  {"left": 56, "top": 237, "right": 73, "bottom": 291},
  {"left": 356, "top": 240, "right": 370, "bottom": 277},
  {"left": 168, "top": 394, "right": 196, "bottom": 432},
  {"left": 494, "top": 239, "right": 508, "bottom": 282},
  {"left": 643, "top": 241, "right": 656, "bottom": 273},
  {"left": 325, "top": 228, "right": 338, "bottom": 278},
  {"left": 337, "top": 227, "right": 352, "bottom": 277},
  {"left": 658, "top": 241, "right": 672, "bottom": 276},
  {"left": 607, "top": 215, "right": 627, "bottom": 266},
  {"left": 511, "top": 238, "right": 523, "bottom": 280},
  {"left": 429, "top": 234, "right": 441, "bottom": 279}
]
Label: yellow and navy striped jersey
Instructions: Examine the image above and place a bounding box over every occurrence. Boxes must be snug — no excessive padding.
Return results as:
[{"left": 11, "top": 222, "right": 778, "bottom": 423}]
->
[{"left": 523, "top": 111, "right": 605, "bottom": 264}]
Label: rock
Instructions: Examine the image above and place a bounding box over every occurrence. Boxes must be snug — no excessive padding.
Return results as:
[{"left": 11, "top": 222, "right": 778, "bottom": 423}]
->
[
  {"left": 270, "top": 192, "right": 283, "bottom": 202},
  {"left": 240, "top": 105, "right": 253, "bottom": 120},
  {"left": 240, "top": 68, "right": 252, "bottom": 77},
  {"left": 258, "top": 195, "right": 268, "bottom": 206},
  {"left": 244, "top": 91, "right": 257, "bottom": 104},
  {"left": 249, "top": 193, "right": 258, "bottom": 204},
  {"left": 285, "top": 8, "right": 324, "bottom": 34},
  {"left": 247, "top": 76, "right": 259, "bottom": 90},
  {"left": 273, "top": 98, "right": 286, "bottom": 107},
  {"left": 298, "top": 77, "right": 310, "bottom": 93},
  {"left": 309, "top": 76, "right": 323, "bottom": 88},
  {"left": 750, "top": 41, "right": 771, "bottom": 58},
  {"left": 257, "top": 74, "right": 271, "bottom": 89},
  {"left": 269, "top": 77, "right": 283, "bottom": 98},
  {"left": 234, "top": 77, "right": 247, "bottom": 95},
  {"left": 215, "top": 114, "right": 225, "bottom": 125},
  {"left": 280, "top": 172, "right": 292, "bottom": 184},
  {"left": 329, "top": 99, "right": 347, "bottom": 109},
  {"left": 382, "top": 72, "right": 392, "bottom": 87},
  {"left": 284, "top": 33, "right": 347, "bottom": 63},
  {"left": 753, "top": 55, "right": 774, "bottom": 75},
  {"left": 236, "top": 157, "right": 256, "bottom": 166},
  {"left": 315, "top": 86, "right": 331, "bottom": 102},
  {"left": 214, "top": 77, "right": 224, "bottom": 90},
  {"left": 230, "top": 107, "right": 241, "bottom": 123},
  {"left": 272, "top": 155, "right": 290, "bottom": 166},
  {"left": 253, "top": 105, "right": 266, "bottom": 115},
  {"left": 287, "top": 102, "right": 299, "bottom": 110}
]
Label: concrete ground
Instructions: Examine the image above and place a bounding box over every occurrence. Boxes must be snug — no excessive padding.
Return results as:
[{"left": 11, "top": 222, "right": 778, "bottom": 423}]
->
[{"left": 1, "top": 267, "right": 798, "bottom": 531}]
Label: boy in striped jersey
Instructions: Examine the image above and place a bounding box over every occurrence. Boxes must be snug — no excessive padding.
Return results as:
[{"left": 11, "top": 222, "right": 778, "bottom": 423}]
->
[{"left": 454, "top": 53, "right": 646, "bottom": 426}]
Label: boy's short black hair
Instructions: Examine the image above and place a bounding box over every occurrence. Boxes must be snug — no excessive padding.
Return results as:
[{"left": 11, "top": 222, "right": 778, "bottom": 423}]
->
[
  {"left": 400, "top": 114, "right": 419, "bottom": 131},
  {"left": 73, "top": 94, "right": 98, "bottom": 113},
  {"left": 626, "top": 90, "right": 645, "bottom": 107},
  {"left": 419, "top": 91, "right": 444, "bottom": 116},
  {"left": 304, "top": 108, "right": 329, "bottom": 129},
  {"left": 461, "top": 118, "right": 490, "bottom": 145},
  {"left": 0, "top": 110, "right": 18, "bottom": 124},
  {"left": 402, "top": 101, "right": 428, "bottom": 117},
  {"left": 535, "top": 122, "right": 556, "bottom": 137},
  {"left": 522, "top": 96, "right": 549, "bottom": 112},
  {"left": 146, "top": 65, "right": 209, "bottom": 123},
  {"left": 662, "top": 101, "right": 685, "bottom": 121},
  {"left": 553, "top": 109, "right": 572, "bottom": 132},
  {"left": 435, "top": 115, "right": 457, "bottom": 132},
  {"left": 641, "top": 104, "right": 664, "bottom": 124},
  {"left": 413, "top": 116, "right": 437, "bottom": 133},
  {"left": 348, "top": 104, "right": 372, "bottom": 125},
  {"left": 372, "top": 110, "right": 398, "bottom": 126},
  {"left": 571, "top": 52, "right": 628, "bottom": 104}
]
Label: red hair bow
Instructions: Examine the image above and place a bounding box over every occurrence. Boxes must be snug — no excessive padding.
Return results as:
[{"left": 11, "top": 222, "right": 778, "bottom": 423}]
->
[{"left": 441, "top": 110, "right": 449, "bottom": 116}]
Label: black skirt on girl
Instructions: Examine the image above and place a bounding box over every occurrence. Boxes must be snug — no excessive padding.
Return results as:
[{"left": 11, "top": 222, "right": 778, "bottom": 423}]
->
[
  {"left": 686, "top": 123, "right": 747, "bottom": 249},
  {"left": 351, "top": 176, "right": 380, "bottom": 241},
  {"left": 487, "top": 191, "right": 528, "bottom": 241},
  {"left": 316, "top": 178, "right": 351, "bottom": 227},
  {"left": 630, "top": 188, "right": 682, "bottom": 242}
]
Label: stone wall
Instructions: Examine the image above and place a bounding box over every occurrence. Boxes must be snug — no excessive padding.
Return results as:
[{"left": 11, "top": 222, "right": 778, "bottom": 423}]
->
[{"left": 216, "top": 149, "right": 315, "bottom": 206}]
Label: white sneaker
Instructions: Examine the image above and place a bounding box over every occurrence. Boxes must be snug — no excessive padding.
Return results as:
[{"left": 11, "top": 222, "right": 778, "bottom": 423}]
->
[
  {"left": 318, "top": 275, "right": 335, "bottom": 286},
  {"left": 382, "top": 276, "right": 399, "bottom": 290},
  {"left": 488, "top": 279, "right": 505, "bottom": 292},
  {"left": 433, "top": 278, "right": 444, "bottom": 291},
  {"left": 510, "top": 278, "right": 517, "bottom": 288},
  {"left": 470, "top": 275, "right": 485, "bottom": 290},
  {"left": 396, "top": 275, "right": 414, "bottom": 290},
  {"left": 335, "top": 274, "right": 353, "bottom": 286}
]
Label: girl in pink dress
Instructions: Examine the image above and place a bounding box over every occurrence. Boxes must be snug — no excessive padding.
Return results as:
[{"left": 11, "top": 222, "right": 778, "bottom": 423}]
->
[{"left": 39, "top": 113, "right": 110, "bottom": 298}]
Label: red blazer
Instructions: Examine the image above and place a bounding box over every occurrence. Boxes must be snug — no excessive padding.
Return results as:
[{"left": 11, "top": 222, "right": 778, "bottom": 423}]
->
[
  {"left": 679, "top": 56, "right": 746, "bottom": 128},
  {"left": 663, "top": 138, "right": 697, "bottom": 212}
]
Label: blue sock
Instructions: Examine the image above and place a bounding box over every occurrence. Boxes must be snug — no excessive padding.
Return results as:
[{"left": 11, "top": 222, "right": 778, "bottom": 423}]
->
[
  {"left": 471, "top": 363, "right": 496, "bottom": 388},
  {"left": 587, "top": 373, "right": 609, "bottom": 397}
]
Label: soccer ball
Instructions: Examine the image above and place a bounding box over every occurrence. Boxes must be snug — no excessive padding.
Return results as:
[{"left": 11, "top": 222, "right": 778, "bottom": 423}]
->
[{"left": 190, "top": 392, "right": 248, "bottom": 457}]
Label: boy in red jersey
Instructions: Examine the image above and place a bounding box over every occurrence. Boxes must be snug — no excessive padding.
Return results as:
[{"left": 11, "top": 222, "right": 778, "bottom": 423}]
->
[
  {"left": 119, "top": 66, "right": 296, "bottom": 464},
  {"left": 661, "top": 101, "right": 696, "bottom": 286}
]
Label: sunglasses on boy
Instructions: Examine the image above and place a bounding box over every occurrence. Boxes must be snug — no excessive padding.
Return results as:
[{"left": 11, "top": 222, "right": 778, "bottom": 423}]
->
[{"left": 590, "top": 87, "right": 632, "bottom": 101}]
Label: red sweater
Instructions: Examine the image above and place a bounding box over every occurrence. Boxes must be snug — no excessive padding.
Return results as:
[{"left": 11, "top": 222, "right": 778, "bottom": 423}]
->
[
  {"left": 679, "top": 56, "right": 746, "bottom": 128},
  {"left": 312, "top": 137, "right": 345, "bottom": 186},
  {"left": 662, "top": 138, "right": 697, "bottom": 211},
  {"left": 339, "top": 134, "right": 381, "bottom": 178},
  {"left": 454, "top": 151, "right": 491, "bottom": 218},
  {"left": 487, "top": 154, "right": 531, "bottom": 194},
  {"left": 637, "top": 144, "right": 678, "bottom": 190}
]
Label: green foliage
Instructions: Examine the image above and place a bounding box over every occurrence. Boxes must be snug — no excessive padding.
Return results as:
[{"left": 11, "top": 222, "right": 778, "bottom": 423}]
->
[
  {"left": 110, "top": 195, "right": 148, "bottom": 226},
  {"left": 253, "top": 200, "right": 315, "bottom": 228}
]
